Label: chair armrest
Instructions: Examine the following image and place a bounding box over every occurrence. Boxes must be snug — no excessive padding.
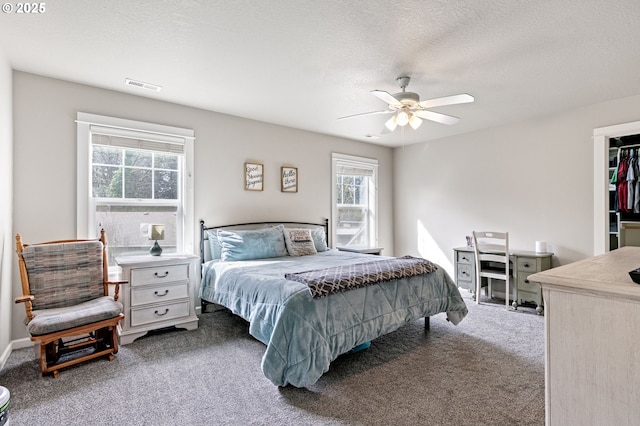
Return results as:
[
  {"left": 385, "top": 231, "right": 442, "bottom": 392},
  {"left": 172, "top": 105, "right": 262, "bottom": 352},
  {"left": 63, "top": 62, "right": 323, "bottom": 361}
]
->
[
  {"left": 106, "top": 280, "right": 128, "bottom": 286},
  {"left": 106, "top": 280, "right": 128, "bottom": 302},
  {"left": 15, "top": 295, "right": 35, "bottom": 321},
  {"left": 15, "top": 295, "right": 34, "bottom": 304}
]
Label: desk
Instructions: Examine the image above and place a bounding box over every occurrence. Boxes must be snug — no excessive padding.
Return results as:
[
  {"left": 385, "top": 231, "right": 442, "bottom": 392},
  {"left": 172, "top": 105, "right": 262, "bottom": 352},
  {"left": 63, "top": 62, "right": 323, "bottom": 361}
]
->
[{"left": 453, "top": 247, "right": 553, "bottom": 314}]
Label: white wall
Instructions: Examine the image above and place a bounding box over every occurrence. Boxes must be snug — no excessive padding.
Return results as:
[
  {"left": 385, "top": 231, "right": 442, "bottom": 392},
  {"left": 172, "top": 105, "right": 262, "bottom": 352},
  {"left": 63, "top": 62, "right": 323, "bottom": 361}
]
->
[
  {"left": 0, "top": 50, "right": 13, "bottom": 364},
  {"left": 393, "top": 93, "right": 640, "bottom": 277},
  {"left": 10, "top": 71, "right": 394, "bottom": 340}
]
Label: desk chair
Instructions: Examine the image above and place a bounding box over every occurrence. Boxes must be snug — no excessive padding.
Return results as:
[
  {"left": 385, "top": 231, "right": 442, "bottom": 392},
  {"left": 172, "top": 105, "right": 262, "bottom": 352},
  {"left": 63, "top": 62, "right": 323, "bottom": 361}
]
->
[
  {"left": 15, "top": 230, "right": 126, "bottom": 378},
  {"left": 472, "top": 231, "right": 511, "bottom": 309}
]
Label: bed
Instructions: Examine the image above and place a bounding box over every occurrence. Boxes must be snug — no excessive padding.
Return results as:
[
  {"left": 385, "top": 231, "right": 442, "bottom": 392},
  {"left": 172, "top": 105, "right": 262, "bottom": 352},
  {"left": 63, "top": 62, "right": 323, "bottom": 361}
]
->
[{"left": 199, "top": 220, "right": 468, "bottom": 387}]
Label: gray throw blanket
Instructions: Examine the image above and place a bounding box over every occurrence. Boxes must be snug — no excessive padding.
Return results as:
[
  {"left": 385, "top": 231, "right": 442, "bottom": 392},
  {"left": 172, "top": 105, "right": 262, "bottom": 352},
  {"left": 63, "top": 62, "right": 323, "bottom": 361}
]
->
[{"left": 285, "top": 255, "right": 438, "bottom": 298}]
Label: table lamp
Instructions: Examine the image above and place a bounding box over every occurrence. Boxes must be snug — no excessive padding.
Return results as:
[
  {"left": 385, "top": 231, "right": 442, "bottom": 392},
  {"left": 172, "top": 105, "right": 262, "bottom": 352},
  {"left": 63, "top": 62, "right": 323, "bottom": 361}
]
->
[{"left": 148, "top": 224, "right": 165, "bottom": 256}]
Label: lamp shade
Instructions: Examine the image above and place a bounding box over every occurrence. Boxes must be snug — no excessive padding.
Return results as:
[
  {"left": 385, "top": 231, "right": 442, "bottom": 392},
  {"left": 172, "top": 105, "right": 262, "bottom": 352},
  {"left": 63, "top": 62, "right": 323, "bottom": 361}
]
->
[
  {"left": 408, "top": 114, "right": 423, "bottom": 129},
  {"left": 396, "top": 110, "right": 410, "bottom": 126},
  {"left": 148, "top": 224, "right": 165, "bottom": 241},
  {"left": 385, "top": 115, "right": 398, "bottom": 132}
]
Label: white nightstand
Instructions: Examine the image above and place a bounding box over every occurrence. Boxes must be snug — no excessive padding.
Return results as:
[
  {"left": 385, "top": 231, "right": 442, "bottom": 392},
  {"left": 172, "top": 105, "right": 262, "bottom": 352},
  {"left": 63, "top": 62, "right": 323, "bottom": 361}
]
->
[
  {"left": 336, "top": 246, "right": 384, "bottom": 255},
  {"left": 115, "top": 254, "right": 199, "bottom": 345}
]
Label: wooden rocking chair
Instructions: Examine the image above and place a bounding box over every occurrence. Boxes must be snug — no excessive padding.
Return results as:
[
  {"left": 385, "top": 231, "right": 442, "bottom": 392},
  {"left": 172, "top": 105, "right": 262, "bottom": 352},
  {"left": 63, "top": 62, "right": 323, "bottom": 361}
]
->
[{"left": 15, "top": 230, "right": 126, "bottom": 378}]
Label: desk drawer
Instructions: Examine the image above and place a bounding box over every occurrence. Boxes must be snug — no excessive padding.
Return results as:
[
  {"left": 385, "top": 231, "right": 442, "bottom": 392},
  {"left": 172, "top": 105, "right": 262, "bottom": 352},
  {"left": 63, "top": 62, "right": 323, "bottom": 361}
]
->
[
  {"left": 131, "top": 264, "right": 189, "bottom": 286},
  {"left": 130, "top": 300, "right": 190, "bottom": 327},
  {"left": 516, "top": 258, "right": 538, "bottom": 273},
  {"left": 457, "top": 251, "right": 474, "bottom": 264},
  {"left": 517, "top": 274, "right": 540, "bottom": 293},
  {"left": 131, "top": 282, "right": 189, "bottom": 307},
  {"left": 458, "top": 263, "right": 474, "bottom": 279}
]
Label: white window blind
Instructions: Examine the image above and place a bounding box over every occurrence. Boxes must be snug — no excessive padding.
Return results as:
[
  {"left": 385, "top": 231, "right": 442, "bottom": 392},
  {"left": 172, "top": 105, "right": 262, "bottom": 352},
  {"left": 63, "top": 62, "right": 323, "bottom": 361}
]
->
[
  {"left": 90, "top": 125, "right": 186, "bottom": 154},
  {"left": 335, "top": 162, "right": 375, "bottom": 177}
]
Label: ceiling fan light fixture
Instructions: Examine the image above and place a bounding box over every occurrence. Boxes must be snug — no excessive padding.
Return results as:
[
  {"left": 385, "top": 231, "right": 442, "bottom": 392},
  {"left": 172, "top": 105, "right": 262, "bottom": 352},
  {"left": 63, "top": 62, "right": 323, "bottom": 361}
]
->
[
  {"left": 385, "top": 115, "right": 398, "bottom": 132},
  {"left": 340, "top": 76, "right": 473, "bottom": 135},
  {"left": 396, "top": 110, "right": 410, "bottom": 126},
  {"left": 408, "top": 114, "right": 423, "bottom": 130}
]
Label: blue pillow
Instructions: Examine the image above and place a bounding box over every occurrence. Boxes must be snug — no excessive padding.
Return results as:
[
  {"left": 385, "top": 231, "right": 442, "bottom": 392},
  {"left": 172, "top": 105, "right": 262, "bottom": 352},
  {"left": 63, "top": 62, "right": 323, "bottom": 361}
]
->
[
  {"left": 310, "top": 227, "right": 329, "bottom": 252},
  {"left": 207, "top": 229, "right": 222, "bottom": 260},
  {"left": 218, "top": 225, "right": 288, "bottom": 261}
]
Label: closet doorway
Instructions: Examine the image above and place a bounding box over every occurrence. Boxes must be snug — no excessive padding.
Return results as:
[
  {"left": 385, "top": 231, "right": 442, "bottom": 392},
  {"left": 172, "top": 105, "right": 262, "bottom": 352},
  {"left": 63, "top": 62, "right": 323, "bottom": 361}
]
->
[{"left": 594, "top": 120, "right": 640, "bottom": 254}]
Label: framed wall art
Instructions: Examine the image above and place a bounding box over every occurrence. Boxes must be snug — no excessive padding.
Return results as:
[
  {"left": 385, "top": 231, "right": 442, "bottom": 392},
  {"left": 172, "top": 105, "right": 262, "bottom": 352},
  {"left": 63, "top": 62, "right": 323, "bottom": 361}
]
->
[
  {"left": 244, "top": 162, "right": 264, "bottom": 191},
  {"left": 281, "top": 166, "right": 298, "bottom": 192}
]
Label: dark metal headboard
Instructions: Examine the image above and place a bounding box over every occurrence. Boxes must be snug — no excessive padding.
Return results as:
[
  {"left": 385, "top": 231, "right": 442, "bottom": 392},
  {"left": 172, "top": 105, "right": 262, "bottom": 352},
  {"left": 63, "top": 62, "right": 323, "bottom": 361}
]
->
[{"left": 199, "top": 219, "right": 329, "bottom": 264}]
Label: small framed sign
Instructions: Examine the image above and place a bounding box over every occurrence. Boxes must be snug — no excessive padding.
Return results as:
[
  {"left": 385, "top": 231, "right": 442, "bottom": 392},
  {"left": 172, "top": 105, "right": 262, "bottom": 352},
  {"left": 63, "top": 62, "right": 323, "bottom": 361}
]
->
[
  {"left": 281, "top": 166, "right": 298, "bottom": 192},
  {"left": 244, "top": 162, "right": 264, "bottom": 191}
]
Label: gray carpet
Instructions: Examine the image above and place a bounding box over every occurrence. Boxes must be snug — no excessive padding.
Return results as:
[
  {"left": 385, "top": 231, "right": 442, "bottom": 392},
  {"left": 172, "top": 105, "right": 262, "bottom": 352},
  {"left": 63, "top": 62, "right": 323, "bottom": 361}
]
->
[{"left": 0, "top": 291, "right": 545, "bottom": 425}]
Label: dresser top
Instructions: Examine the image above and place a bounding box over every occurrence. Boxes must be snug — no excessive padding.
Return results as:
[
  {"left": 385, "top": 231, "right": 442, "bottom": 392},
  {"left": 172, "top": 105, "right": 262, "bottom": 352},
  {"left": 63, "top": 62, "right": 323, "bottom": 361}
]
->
[
  {"left": 115, "top": 253, "right": 198, "bottom": 267},
  {"left": 528, "top": 246, "right": 640, "bottom": 302}
]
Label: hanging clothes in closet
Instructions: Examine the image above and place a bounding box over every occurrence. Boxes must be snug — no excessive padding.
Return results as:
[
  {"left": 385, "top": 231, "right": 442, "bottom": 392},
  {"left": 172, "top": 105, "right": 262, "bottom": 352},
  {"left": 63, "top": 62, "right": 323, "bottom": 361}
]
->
[
  {"left": 614, "top": 148, "right": 640, "bottom": 214},
  {"left": 617, "top": 149, "right": 629, "bottom": 213},
  {"left": 627, "top": 149, "right": 636, "bottom": 212},
  {"left": 633, "top": 150, "right": 640, "bottom": 213},
  {"left": 611, "top": 152, "right": 619, "bottom": 212}
]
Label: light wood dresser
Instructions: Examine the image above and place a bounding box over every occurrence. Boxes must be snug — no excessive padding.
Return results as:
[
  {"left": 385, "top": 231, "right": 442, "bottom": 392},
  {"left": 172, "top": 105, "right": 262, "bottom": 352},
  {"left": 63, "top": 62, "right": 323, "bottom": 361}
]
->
[{"left": 529, "top": 246, "right": 640, "bottom": 425}]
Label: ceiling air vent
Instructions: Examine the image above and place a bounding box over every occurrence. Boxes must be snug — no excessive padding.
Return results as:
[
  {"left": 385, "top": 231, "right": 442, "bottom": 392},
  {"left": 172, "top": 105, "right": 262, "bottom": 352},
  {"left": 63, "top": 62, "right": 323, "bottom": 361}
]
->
[{"left": 125, "top": 78, "right": 162, "bottom": 92}]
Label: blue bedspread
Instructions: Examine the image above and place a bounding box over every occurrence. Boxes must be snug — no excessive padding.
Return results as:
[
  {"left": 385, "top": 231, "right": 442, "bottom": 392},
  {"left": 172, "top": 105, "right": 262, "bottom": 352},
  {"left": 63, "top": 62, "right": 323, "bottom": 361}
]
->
[{"left": 200, "top": 250, "right": 468, "bottom": 387}]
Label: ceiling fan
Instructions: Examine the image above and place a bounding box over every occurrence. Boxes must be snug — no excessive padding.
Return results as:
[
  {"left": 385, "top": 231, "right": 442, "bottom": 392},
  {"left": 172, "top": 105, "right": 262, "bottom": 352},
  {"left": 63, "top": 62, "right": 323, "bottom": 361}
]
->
[{"left": 338, "top": 76, "right": 474, "bottom": 132}]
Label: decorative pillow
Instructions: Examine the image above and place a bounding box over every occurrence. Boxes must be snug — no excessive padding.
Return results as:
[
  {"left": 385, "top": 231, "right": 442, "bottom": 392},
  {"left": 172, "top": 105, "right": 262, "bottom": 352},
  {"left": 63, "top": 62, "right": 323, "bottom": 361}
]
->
[
  {"left": 284, "top": 228, "right": 318, "bottom": 257},
  {"left": 206, "top": 229, "right": 222, "bottom": 260},
  {"left": 218, "top": 225, "right": 287, "bottom": 261}
]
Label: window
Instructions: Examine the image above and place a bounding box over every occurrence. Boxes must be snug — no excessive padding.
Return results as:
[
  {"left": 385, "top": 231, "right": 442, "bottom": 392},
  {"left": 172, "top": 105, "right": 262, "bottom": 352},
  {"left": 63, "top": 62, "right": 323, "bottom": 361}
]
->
[
  {"left": 331, "top": 153, "right": 378, "bottom": 248},
  {"left": 77, "top": 113, "right": 194, "bottom": 266}
]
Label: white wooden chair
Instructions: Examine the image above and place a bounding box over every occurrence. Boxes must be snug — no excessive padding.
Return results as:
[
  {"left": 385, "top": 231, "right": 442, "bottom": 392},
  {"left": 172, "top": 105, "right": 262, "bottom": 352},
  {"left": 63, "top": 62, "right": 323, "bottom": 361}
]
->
[{"left": 472, "top": 231, "right": 511, "bottom": 309}]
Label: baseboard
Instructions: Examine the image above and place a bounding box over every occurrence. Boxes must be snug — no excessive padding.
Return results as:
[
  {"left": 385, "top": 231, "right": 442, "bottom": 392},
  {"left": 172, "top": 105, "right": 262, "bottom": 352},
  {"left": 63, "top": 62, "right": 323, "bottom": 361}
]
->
[{"left": 0, "top": 337, "right": 33, "bottom": 370}]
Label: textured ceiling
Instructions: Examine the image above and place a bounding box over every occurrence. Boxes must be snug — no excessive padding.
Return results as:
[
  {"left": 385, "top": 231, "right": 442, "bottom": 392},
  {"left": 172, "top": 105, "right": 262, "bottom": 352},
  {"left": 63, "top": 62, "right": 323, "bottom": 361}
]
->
[{"left": 2, "top": 0, "right": 640, "bottom": 147}]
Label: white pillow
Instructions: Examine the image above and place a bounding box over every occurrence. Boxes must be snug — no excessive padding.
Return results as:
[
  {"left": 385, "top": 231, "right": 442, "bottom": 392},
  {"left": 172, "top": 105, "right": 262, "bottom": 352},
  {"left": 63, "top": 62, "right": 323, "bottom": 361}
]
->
[{"left": 284, "top": 228, "right": 317, "bottom": 257}]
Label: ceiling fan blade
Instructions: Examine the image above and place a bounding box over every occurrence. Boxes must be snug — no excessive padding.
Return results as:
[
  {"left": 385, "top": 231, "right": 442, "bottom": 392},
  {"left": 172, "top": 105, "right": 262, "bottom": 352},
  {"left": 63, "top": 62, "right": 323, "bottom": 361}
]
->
[
  {"left": 337, "top": 110, "right": 393, "bottom": 120},
  {"left": 371, "top": 90, "right": 403, "bottom": 107},
  {"left": 418, "top": 93, "right": 474, "bottom": 109},
  {"left": 413, "top": 110, "right": 460, "bottom": 125}
]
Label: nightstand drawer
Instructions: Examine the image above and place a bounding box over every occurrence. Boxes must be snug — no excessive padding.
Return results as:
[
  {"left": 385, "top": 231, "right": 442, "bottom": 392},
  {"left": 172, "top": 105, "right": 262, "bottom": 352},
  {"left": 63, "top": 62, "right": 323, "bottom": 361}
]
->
[
  {"left": 516, "top": 258, "right": 538, "bottom": 273},
  {"left": 131, "top": 282, "right": 189, "bottom": 306},
  {"left": 130, "top": 264, "right": 189, "bottom": 286},
  {"left": 130, "top": 300, "right": 190, "bottom": 327},
  {"left": 457, "top": 251, "right": 474, "bottom": 264}
]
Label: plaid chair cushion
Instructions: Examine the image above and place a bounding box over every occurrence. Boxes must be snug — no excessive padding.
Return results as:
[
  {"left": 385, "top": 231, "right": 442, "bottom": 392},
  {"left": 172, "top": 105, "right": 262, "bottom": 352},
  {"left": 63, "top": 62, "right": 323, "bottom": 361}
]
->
[
  {"left": 22, "top": 241, "right": 105, "bottom": 310},
  {"left": 26, "top": 296, "right": 123, "bottom": 336}
]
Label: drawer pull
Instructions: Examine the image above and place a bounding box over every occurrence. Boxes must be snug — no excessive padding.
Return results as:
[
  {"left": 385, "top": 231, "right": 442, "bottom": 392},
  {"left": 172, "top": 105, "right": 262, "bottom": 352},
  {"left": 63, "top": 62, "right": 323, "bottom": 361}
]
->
[
  {"left": 154, "top": 289, "right": 169, "bottom": 297},
  {"left": 154, "top": 271, "right": 169, "bottom": 278},
  {"left": 154, "top": 308, "right": 170, "bottom": 316},
  {"left": 523, "top": 263, "right": 530, "bottom": 268},
  {"left": 462, "top": 256, "right": 468, "bottom": 261}
]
